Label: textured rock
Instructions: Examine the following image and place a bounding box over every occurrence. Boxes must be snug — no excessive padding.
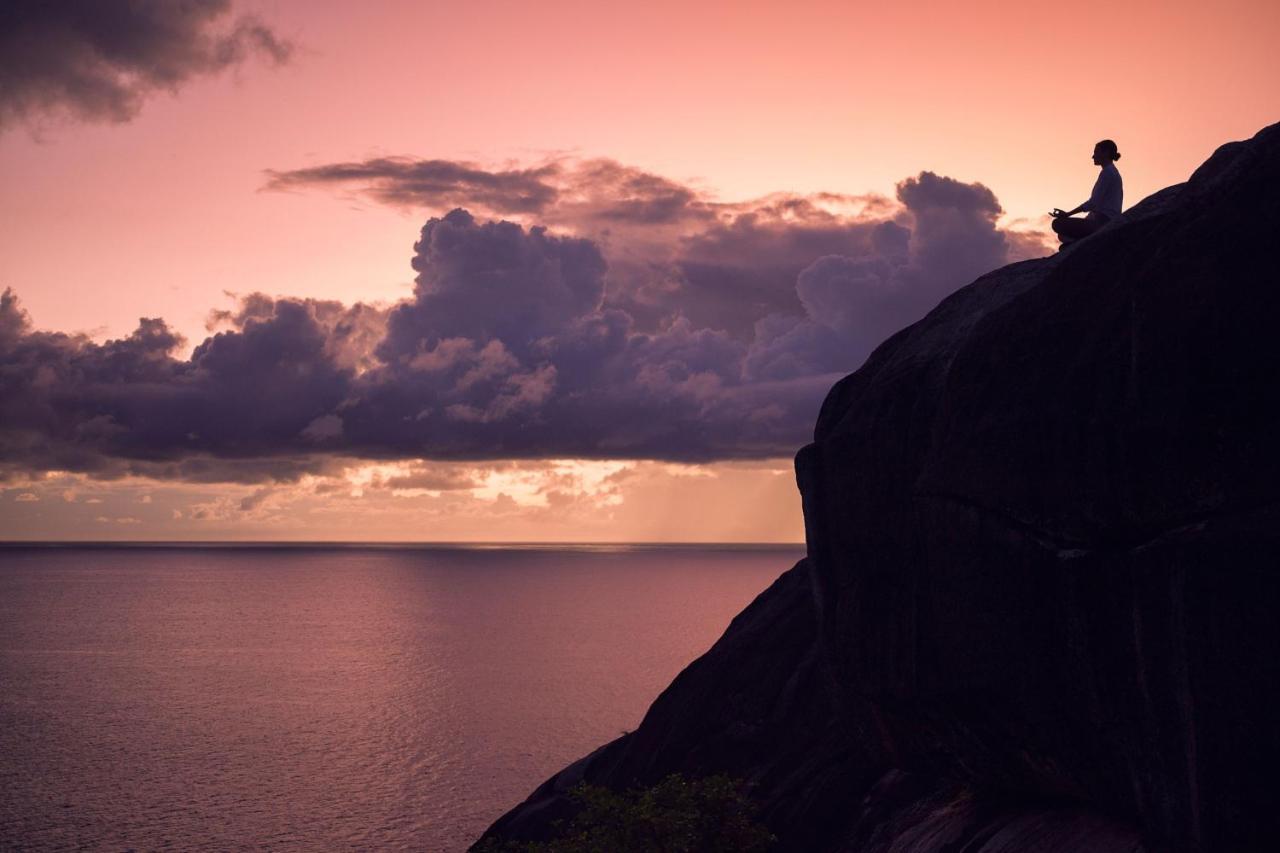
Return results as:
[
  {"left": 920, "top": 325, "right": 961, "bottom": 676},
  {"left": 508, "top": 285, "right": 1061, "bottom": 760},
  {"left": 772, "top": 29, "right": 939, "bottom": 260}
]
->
[{"left": 476, "top": 122, "right": 1280, "bottom": 853}]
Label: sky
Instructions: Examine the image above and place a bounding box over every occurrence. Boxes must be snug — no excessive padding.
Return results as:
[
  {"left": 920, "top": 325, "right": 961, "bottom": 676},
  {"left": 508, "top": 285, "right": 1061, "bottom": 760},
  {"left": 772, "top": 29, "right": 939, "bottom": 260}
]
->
[{"left": 0, "top": 0, "right": 1276, "bottom": 541}]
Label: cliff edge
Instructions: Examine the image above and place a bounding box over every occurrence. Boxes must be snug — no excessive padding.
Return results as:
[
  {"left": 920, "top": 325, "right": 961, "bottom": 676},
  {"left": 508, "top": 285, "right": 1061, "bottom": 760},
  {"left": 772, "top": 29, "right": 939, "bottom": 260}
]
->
[{"left": 476, "top": 122, "right": 1280, "bottom": 852}]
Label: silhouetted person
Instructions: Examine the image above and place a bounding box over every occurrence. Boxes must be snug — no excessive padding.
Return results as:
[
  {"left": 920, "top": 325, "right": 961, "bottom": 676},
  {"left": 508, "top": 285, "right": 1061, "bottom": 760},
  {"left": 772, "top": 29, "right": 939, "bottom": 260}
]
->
[{"left": 1051, "top": 139, "right": 1123, "bottom": 248}]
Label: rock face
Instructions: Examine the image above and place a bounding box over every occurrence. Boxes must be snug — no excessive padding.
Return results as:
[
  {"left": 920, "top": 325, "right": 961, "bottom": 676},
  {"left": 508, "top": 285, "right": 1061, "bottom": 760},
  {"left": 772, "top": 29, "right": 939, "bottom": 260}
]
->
[{"left": 476, "top": 123, "right": 1280, "bottom": 853}]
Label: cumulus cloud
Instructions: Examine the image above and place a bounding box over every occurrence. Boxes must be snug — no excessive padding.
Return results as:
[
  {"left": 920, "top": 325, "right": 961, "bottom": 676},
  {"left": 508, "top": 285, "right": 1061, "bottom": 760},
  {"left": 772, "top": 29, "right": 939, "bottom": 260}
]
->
[
  {"left": 0, "top": 157, "right": 1049, "bottom": 481},
  {"left": 0, "top": 0, "right": 291, "bottom": 130},
  {"left": 386, "top": 208, "right": 608, "bottom": 352},
  {"left": 743, "top": 173, "right": 1021, "bottom": 379},
  {"left": 263, "top": 154, "right": 1004, "bottom": 337}
]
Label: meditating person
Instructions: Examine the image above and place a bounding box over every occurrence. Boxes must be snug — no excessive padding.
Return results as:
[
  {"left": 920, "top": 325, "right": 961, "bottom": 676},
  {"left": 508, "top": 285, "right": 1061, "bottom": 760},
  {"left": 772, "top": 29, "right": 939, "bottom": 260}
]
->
[{"left": 1051, "top": 139, "right": 1123, "bottom": 247}]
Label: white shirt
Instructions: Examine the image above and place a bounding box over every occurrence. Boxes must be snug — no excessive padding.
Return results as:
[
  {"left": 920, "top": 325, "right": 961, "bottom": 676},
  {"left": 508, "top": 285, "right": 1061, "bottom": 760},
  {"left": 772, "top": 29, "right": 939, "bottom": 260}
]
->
[{"left": 1081, "top": 162, "right": 1123, "bottom": 219}]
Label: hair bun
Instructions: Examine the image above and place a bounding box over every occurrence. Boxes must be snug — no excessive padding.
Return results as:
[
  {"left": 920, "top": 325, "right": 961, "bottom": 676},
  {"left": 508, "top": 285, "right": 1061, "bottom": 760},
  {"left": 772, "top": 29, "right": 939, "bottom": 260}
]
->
[{"left": 1113, "top": 152, "right": 1122, "bottom": 160}]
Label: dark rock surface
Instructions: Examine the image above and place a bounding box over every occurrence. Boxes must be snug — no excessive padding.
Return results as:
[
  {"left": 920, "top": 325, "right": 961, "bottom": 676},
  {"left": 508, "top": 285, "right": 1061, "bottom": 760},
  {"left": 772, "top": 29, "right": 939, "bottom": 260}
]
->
[{"left": 475, "top": 123, "right": 1280, "bottom": 853}]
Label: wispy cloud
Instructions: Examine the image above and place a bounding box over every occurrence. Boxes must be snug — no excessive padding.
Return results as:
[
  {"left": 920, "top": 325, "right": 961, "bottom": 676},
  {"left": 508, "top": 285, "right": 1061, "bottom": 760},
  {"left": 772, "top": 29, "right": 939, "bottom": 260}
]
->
[{"left": 0, "top": 0, "right": 291, "bottom": 131}]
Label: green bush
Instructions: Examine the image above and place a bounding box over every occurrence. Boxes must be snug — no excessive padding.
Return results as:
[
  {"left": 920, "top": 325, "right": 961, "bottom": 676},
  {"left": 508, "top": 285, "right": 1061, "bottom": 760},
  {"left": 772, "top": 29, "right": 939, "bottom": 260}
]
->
[{"left": 475, "top": 772, "right": 775, "bottom": 852}]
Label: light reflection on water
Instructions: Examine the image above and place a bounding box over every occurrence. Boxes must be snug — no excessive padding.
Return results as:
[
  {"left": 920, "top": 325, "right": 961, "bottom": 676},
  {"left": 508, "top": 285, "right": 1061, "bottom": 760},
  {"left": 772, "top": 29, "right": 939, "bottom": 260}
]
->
[{"left": 0, "top": 544, "right": 799, "bottom": 851}]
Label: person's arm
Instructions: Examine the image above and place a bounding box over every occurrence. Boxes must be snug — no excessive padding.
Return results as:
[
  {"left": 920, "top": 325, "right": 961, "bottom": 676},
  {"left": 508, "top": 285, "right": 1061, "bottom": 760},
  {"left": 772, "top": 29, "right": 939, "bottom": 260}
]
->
[
  {"left": 1053, "top": 169, "right": 1115, "bottom": 218},
  {"left": 1052, "top": 171, "right": 1108, "bottom": 218},
  {"left": 1052, "top": 173, "right": 1102, "bottom": 218}
]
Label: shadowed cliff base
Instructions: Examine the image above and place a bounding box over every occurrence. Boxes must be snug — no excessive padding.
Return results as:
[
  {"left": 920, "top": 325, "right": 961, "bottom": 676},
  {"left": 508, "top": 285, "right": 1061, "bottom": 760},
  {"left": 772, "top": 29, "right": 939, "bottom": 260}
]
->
[{"left": 475, "top": 121, "right": 1280, "bottom": 853}]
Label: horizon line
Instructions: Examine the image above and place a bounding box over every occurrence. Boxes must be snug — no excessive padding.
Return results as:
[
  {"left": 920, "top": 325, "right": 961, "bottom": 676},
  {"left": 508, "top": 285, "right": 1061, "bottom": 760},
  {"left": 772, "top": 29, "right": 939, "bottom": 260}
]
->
[{"left": 0, "top": 539, "right": 806, "bottom": 549}]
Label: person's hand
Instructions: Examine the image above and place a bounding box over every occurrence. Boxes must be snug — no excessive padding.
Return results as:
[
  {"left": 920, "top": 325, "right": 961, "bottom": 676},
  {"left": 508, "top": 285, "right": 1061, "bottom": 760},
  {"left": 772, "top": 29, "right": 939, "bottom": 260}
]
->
[{"left": 1050, "top": 208, "right": 1067, "bottom": 218}]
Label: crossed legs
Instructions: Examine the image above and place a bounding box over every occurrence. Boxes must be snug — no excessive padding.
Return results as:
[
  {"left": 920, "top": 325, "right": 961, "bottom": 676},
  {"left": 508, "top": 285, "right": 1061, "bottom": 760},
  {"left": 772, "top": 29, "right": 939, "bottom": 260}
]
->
[{"left": 1051, "top": 215, "right": 1106, "bottom": 247}]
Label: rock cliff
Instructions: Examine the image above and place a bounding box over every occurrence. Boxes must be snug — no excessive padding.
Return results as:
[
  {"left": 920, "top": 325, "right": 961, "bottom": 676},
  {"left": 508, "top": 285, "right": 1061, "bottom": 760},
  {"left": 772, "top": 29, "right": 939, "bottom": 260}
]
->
[{"left": 476, "top": 122, "right": 1280, "bottom": 852}]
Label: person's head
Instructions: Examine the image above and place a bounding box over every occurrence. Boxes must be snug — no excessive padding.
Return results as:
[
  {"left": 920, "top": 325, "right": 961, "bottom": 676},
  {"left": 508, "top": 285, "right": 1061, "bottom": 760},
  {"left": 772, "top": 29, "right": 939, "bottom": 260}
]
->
[{"left": 1093, "top": 139, "right": 1121, "bottom": 165}]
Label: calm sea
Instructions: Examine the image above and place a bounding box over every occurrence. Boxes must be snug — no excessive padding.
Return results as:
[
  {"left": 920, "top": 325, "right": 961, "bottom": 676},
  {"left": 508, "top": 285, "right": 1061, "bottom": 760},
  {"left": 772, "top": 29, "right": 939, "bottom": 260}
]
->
[{"left": 0, "top": 543, "right": 800, "bottom": 851}]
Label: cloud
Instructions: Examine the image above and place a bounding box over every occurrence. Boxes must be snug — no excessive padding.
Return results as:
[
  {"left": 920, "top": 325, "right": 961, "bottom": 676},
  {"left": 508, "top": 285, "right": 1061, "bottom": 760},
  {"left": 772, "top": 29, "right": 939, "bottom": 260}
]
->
[
  {"left": 264, "top": 159, "right": 561, "bottom": 216},
  {"left": 264, "top": 156, "right": 716, "bottom": 229},
  {"left": 0, "top": 158, "right": 1049, "bottom": 481},
  {"left": 0, "top": 458, "right": 808, "bottom": 541},
  {"left": 0, "top": 0, "right": 291, "bottom": 131},
  {"left": 668, "top": 206, "right": 901, "bottom": 336},
  {"left": 0, "top": 290, "right": 350, "bottom": 472},
  {"left": 384, "top": 208, "right": 608, "bottom": 353},
  {"left": 743, "top": 173, "right": 1017, "bottom": 379},
  {"left": 238, "top": 486, "right": 277, "bottom": 513},
  {"left": 378, "top": 464, "right": 479, "bottom": 494},
  {"left": 262, "top": 154, "right": 990, "bottom": 336}
]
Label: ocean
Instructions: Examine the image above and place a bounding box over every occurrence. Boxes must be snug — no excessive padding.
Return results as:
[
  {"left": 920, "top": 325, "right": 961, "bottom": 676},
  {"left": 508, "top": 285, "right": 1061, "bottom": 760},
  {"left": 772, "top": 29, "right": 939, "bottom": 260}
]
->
[{"left": 0, "top": 543, "right": 801, "bottom": 851}]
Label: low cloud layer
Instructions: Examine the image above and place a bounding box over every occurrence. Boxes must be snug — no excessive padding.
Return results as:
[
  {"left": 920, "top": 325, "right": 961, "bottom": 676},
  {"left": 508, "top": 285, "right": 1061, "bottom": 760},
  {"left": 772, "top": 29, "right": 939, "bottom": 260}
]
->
[
  {"left": 0, "top": 0, "right": 290, "bottom": 130},
  {"left": 1, "top": 157, "right": 1048, "bottom": 483},
  {"left": 1, "top": 458, "right": 806, "bottom": 542}
]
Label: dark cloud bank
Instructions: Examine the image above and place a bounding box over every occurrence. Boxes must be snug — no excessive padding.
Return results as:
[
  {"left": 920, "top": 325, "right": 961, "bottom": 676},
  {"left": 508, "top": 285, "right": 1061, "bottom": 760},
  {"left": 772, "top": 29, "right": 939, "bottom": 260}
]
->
[
  {"left": 0, "top": 0, "right": 290, "bottom": 130},
  {"left": 1, "top": 158, "right": 1048, "bottom": 483}
]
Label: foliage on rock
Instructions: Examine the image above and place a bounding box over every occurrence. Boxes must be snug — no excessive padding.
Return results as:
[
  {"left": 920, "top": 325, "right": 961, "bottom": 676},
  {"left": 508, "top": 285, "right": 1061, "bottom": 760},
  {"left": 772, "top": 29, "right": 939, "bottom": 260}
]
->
[{"left": 474, "top": 773, "right": 774, "bottom": 853}]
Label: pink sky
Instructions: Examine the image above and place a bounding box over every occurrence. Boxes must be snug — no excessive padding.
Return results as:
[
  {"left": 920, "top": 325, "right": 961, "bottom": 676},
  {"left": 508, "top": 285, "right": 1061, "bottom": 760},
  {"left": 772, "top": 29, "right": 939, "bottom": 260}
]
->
[{"left": 1, "top": 0, "right": 1277, "bottom": 541}]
